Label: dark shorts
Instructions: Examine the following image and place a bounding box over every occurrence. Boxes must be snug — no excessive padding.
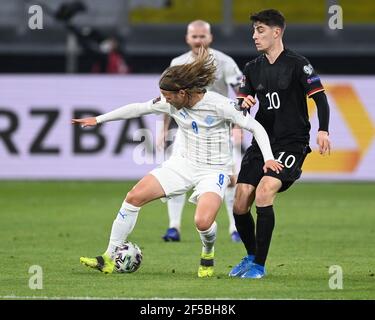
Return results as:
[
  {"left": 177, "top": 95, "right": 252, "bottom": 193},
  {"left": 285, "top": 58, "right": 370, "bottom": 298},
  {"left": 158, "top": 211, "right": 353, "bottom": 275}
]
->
[{"left": 237, "top": 145, "right": 311, "bottom": 192}]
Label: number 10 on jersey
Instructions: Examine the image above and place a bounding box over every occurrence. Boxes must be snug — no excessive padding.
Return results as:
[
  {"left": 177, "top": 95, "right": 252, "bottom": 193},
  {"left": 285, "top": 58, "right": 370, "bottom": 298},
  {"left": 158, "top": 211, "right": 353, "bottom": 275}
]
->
[{"left": 266, "top": 92, "right": 280, "bottom": 110}]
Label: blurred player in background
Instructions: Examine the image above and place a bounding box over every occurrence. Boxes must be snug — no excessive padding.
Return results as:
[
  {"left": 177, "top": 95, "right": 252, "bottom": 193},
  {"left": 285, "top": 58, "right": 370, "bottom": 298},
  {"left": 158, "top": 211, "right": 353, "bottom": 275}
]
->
[
  {"left": 72, "top": 48, "right": 283, "bottom": 277},
  {"left": 158, "top": 20, "right": 244, "bottom": 243},
  {"left": 229, "top": 9, "right": 331, "bottom": 279}
]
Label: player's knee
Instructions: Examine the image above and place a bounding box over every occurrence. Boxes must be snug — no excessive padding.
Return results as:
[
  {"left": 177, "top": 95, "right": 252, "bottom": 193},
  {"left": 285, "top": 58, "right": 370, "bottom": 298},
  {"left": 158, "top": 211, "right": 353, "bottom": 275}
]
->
[
  {"left": 195, "top": 216, "right": 213, "bottom": 231},
  {"left": 233, "top": 201, "right": 249, "bottom": 214},
  {"left": 125, "top": 190, "right": 145, "bottom": 207},
  {"left": 255, "top": 185, "right": 274, "bottom": 206},
  {"left": 233, "top": 189, "right": 251, "bottom": 213}
]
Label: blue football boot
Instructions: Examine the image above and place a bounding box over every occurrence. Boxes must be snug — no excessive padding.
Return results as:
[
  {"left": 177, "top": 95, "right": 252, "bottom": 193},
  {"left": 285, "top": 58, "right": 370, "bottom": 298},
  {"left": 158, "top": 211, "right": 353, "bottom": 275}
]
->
[
  {"left": 228, "top": 254, "right": 255, "bottom": 277},
  {"left": 162, "top": 227, "right": 181, "bottom": 242},
  {"left": 241, "top": 263, "right": 266, "bottom": 279}
]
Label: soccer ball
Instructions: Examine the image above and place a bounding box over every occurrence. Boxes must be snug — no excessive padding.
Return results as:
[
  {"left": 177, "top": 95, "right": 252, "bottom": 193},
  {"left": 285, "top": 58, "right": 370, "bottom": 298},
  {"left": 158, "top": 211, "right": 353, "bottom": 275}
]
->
[{"left": 114, "top": 241, "right": 143, "bottom": 273}]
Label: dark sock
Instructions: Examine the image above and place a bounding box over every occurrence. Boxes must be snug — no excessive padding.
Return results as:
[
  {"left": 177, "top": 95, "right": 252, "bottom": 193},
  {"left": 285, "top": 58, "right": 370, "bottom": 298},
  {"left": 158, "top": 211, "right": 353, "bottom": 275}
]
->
[
  {"left": 233, "top": 211, "right": 256, "bottom": 256},
  {"left": 254, "top": 205, "right": 275, "bottom": 266}
]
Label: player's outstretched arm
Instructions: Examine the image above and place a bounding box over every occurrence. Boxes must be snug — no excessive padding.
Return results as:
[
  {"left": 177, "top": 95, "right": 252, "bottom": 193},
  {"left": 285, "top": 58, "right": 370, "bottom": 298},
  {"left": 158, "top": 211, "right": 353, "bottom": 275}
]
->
[{"left": 72, "top": 100, "right": 169, "bottom": 128}]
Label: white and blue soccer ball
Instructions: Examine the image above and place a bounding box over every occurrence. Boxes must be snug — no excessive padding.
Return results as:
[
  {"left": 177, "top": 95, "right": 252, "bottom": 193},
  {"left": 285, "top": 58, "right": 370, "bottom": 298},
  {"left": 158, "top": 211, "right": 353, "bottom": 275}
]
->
[{"left": 114, "top": 241, "right": 143, "bottom": 273}]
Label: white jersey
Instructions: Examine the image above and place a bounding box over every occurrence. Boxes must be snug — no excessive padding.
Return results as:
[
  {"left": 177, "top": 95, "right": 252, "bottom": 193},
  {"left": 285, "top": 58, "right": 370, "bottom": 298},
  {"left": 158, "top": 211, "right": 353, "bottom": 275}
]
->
[
  {"left": 171, "top": 48, "right": 243, "bottom": 96},
  {"left": 96, "top": 92, "right": 274, "bottom": 173}
]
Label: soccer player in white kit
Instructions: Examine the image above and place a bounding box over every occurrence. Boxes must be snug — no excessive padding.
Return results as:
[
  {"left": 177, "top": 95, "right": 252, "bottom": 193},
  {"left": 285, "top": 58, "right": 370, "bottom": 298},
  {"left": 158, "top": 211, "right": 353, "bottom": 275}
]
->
[
  {"left": 159, "top": 20, "right": 244, "bottom": 243},
  {"left": 73, "top": 48, "right": 283, "bottom": 277}
]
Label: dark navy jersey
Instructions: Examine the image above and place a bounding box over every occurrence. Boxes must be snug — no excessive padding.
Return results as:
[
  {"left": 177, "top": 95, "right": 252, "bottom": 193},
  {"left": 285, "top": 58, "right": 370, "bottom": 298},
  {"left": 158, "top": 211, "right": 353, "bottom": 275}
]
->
[{"left": 239, "top": 48, "right": 324, "bottom": 153}]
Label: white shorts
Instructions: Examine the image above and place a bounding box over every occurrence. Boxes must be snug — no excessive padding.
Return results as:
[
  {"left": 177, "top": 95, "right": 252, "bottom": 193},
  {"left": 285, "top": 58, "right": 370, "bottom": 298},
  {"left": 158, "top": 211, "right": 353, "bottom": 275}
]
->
[{"left": 150, "top": 155, "right": 230, "bottom": 204}]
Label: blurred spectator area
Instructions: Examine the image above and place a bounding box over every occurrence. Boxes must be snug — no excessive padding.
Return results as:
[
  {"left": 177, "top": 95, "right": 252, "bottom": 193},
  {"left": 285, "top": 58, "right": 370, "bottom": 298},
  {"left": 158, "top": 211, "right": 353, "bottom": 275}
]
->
[{"left": 0, "top": 0, "right": 375, "bottom": 74}]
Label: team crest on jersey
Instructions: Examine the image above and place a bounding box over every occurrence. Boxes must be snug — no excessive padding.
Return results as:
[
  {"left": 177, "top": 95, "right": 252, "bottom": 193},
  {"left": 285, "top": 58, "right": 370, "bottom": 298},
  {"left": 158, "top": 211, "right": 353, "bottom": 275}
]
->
[
  {"left": 240, "top": 75, "right": 246, "bottom": 88},
  {"left": 204, "top": 115, "right": 215, "bottom": 125},
  {"left": 303, "top": 64, "right": 314, "bottom": 75},
  {"left": 152, "top": 96, "right": 161, "bottom": 104}
]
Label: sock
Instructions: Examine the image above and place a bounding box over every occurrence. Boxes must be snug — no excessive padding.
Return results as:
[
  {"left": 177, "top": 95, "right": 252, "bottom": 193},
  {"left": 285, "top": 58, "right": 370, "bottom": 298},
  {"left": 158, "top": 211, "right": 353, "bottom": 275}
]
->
[
  {"left": 167, "top": 193, "right": 186, "bottom": 230},
  {"left": 197, "top": 221, "right": 217, "bottom": 254},
  {"left": 105, "top": 200, "right": 140, "bottom": 259},
  {"left": 224, "top": 186, "right": 237, "bottom": 234},
  {"left": 233, "top": 211, "right": 256, "bottom": 256},
  {"left": 254, "top": 205, "right": 275, "bottom": 266}
]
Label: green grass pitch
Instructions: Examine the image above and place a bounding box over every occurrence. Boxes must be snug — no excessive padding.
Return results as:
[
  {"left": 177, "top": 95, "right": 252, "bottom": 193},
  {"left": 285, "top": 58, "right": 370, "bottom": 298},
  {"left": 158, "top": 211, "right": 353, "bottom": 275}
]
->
[{"left": 0, "top": 181, "right": 374, "bottom": 299}]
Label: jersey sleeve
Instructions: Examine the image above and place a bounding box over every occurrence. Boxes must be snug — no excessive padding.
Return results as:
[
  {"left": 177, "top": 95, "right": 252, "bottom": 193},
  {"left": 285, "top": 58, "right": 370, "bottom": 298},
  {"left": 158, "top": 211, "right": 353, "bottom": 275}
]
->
[
  {"left": 297, "top": 57, "right": 325, "bottom": 97},
  {"left": 220, "top": 100, "right": 274, "bottom": 161},
  {"left": 238, "top": 62, "right": 256, "bottom": 98},
  {"left": 223, "top": 56, "right": 243, "bottom": 90},
  {"left": 96, "top": 97, "right": 171, "bottom": 124}
]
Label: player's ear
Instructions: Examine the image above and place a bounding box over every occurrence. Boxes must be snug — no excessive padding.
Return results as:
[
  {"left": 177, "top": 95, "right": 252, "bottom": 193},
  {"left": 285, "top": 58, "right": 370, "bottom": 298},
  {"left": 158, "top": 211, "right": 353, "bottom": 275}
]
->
[
  {"left": 273, "top": 27, "right": 281, "bottom": 38},
  {"left": 178, "top": 89, "right": 187, "bottom": 96}
]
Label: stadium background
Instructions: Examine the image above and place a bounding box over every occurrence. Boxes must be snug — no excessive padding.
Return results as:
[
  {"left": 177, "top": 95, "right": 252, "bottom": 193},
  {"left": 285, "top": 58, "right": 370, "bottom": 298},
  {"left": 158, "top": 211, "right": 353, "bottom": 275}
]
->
[{"left": 0, "top": 0, "right": 374, "bottom": 301}]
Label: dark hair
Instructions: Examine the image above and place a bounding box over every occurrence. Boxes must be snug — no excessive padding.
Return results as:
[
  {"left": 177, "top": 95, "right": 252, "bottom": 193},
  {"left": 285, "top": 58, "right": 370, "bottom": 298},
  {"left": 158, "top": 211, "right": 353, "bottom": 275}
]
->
[
  {"left": 159, "top": 47, "right": 216, "bottom": 94},
  {"left": 250, "top": 9, "right": 286, "bottom": 30}
]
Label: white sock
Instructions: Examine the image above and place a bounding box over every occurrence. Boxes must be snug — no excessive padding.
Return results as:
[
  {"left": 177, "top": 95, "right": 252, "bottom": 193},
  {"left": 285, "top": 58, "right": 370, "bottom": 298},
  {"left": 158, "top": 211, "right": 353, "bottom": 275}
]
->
[
  {"left": 224, "top": 186, "right": 237, "bottom": 234},
  {"left": 167, "top": 193, "right": 186, "bottom": 230},
  {"left": 197, "top": 221, "right": 217, "bottom": 254},
  {"left": 105, "top": 200, "right": 140, "bottom": 259}
]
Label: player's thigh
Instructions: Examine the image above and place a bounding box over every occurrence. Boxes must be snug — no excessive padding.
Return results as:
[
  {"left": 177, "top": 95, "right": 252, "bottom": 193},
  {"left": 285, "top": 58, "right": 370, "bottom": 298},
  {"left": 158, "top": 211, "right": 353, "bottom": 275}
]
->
[
  {"left": 265, "top": 148, "right": 310, "bottom": 192},
  {"left": 195, "top": 192, "right": 223, "bottom": 231},
  {"left": 234, "top": 183, "right": 256, "bottom": 214},
  {"left": 125, "top": 174, "right": 166, "bottom": 206},
  {"left": 189, "top": 171, "right": 230, "bottom": 204},
  {"left": 150, "top": 156, "right": 193, "bottom": 200}
]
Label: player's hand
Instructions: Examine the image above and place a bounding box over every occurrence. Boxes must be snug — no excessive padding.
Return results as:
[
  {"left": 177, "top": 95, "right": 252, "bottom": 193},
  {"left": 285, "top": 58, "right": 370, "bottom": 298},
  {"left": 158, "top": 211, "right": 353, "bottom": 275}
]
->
[
  {"left": 317, "top": 131, "right": 331, "bottom": 155},
  {"left": 239, "top": 95, "right": 257, "bottom": 109},
  {"left": 71, "top": 117, "right": 97, "bottom": 128},
  {"left": 263, "top": 159, "right": 284, "bottom": 174}
]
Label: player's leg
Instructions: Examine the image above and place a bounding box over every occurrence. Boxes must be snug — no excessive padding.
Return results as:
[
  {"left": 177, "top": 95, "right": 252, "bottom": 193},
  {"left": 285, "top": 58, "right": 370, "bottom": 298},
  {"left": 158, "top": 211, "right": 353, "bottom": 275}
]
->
[
  {"left": 195, "top": 192, "right": 222, "bottom": 278},
  {"left": 81, "top": 156, "right": 192, "bottom": 273},
  {"left": 162, "top": 128, "right": 185, "bottom": 241},
  {"left": 229, "top": 152, "right": 263, "bottom": 277},
  {"left": 80, "top": 174, "right": 166, "bottom": 273},
  {"left": 241, "top": 147, "right": 310, "bottom": 278},
  {"left": 240, "top": 176, "right": 281, "bottom": 279},
  {"left": 192, "top": 171, "right": 229, "bottom": 277},
  {"left": 228, "top": 183, "right": 257, "bottom": 276},
  {"left": 224, "top": 174, "right": 239, "bottom": 241},
  {"left": 162, "top": 193, "right": 186, "bottom": 241}
]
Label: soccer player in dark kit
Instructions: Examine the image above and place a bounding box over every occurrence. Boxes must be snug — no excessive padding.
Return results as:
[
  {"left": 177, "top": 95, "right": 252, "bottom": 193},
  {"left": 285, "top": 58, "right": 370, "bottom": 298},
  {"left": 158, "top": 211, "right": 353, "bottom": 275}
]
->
[{"left": 229, "top": 9, "right": 331, "bottom": 278}]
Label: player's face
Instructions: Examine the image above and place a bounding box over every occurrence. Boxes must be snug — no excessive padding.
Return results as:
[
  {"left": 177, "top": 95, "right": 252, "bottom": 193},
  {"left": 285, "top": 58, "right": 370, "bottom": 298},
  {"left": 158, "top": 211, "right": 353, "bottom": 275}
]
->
[
  {"left": 160, "top": 89, "right": 187, "bottom": 110},
  {"left": 252, "top": 22, "right": 280, "bottom": 52},
  {"left": 186, "top": 26, "right": 213, "bottom": 55}
]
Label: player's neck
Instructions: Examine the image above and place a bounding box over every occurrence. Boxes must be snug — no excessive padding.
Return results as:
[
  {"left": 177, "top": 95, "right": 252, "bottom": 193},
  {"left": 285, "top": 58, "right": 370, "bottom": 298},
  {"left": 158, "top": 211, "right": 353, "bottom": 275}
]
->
[
  {"left": 265, "top": 42, "right": 284, "bottom": 64},
  {"left": 187, "top": 92, "right": 205, "bottom": 108}
]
